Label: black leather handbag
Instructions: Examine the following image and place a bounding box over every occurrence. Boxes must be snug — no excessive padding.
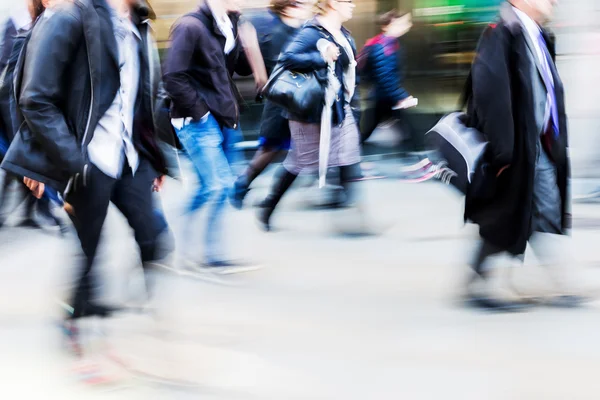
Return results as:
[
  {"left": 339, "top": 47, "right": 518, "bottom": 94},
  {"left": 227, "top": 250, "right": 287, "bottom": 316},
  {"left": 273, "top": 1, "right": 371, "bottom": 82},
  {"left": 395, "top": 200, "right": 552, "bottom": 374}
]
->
[{"left": 263, "top": 65, "right": 325, "bottom": 119}]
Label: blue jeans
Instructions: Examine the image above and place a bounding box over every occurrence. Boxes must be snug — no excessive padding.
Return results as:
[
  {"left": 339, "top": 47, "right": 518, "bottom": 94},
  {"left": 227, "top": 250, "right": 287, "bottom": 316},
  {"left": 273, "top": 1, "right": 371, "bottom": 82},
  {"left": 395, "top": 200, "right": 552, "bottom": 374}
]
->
[{"left": 175, "top": 114, "right": 240, "bottom": 263}]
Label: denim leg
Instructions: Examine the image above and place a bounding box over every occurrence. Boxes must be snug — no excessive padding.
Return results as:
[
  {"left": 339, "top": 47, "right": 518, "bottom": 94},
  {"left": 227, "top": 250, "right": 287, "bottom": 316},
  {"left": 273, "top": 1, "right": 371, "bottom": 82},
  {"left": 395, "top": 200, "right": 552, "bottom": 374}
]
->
[
  {"left": 175, "top": 115, "right": 233, "bottom": 263},
  {"left": 222, "top": 124, "right": 243, "bottom": 168}
]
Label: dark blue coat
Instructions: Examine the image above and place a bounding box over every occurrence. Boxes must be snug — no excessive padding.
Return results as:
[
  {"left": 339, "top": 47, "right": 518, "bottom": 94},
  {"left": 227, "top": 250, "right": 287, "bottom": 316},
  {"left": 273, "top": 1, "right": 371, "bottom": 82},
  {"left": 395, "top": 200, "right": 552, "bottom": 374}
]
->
[
  {"left": 278, "top": 18, "right": 360, "bottom": 125},
  {"left": 364, "top": 34, "right": 409, "bottom": 103}
]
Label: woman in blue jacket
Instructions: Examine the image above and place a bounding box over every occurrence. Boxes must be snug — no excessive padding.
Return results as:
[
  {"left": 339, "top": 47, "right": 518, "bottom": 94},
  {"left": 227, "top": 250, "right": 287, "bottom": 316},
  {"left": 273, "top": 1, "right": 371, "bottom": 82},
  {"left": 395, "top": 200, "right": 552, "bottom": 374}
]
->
[
  {"left": 231, "top": 0, "right": 313, "bottom": 209},
  {"left": 359, "top": 10, "right": 416, "bottom": 144},
  {"left": 257, "top": 0, "right": 362, "bottom": 231}
]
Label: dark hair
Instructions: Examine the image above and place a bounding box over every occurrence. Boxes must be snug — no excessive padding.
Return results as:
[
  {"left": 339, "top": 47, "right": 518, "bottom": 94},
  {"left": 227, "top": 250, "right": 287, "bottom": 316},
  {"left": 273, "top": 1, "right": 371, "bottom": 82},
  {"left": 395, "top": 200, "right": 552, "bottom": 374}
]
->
[
  {"left": 269, "top": 0, "right": 300, "bottom": 17},
  {"left": 31, "top": 0, "right": 45, "bottom": 20},
  {"left": 378, "top": 9, "right": 410, "bottom": 28}
]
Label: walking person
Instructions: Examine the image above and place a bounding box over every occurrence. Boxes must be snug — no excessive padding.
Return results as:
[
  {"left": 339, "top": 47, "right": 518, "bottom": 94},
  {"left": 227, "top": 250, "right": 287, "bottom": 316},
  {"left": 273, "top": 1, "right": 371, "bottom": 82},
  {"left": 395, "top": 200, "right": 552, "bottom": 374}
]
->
[
  {"left": 0, "top": 0, "right": 65, "bottom": 231},
  {"left": 163, "top": 0, "right": 259, "bottom": 270},
  {"left": 230, "top": 0, "right": 314, "bottom": 209},
  {"left": 359, "top": 10, "right": 416, "bottom": 145},
  {"left": 258, "top": 0, "right": 363, "bottom": 231},
  {"left": 464, "top": 0, "right": 582, "bottom": 310},
  {"left": 3, "top": 0, "right": 172, "bottom": 350}
]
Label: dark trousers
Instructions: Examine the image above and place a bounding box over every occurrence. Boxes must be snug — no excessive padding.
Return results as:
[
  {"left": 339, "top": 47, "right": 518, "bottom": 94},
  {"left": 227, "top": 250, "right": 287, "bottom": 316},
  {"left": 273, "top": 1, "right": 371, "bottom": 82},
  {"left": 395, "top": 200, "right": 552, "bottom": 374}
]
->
[
  {"left": 66, "top": 158, "right": 161, "bottom": 318},
  {"left": 360, "top": 99, "right": 421, "bottom": 151}
]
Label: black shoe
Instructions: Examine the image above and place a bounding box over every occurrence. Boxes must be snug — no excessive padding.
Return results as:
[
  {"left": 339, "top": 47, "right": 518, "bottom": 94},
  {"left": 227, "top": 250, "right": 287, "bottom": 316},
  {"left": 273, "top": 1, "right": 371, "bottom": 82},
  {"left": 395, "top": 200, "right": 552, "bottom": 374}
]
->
[
  {"left": 257, "top": 205, "right": 273, "bottom": 232},
  {"left": 256, "top": 169, "right": 297, "bottom": 232},
  {"left": 230, "top": 176, "right": 249, "bottom": 210}
]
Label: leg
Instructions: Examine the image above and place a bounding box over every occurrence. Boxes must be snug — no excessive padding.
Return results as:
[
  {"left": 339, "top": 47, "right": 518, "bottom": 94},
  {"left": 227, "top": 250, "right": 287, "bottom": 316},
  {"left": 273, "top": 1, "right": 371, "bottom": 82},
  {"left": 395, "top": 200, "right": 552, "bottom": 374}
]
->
[
  {"left": 231, "top": 142, "right": 285, "bottom": 209},
  {"left": 258, "top": 165, "right": 297, "bottom": 231},
  {"left": 528, "top": 146, "right": 582, "bottom": 305},
  {"left": 20, "top": 192, "right": 37, "bottom": 224},
  {"left": 360, "top": 101, "right": 390, "bottom": 144},
  {"left": 65, "top": 165, "right": 115, "bottom": 319},
  {"left": 222, "top": 123, "right": 243, "bottom": 169},
  {"left": 392, "top": 108, "right": 422, "bottom": 153},
  {"left": 339, "top": 163, "right": 363, "bottom": 206},
  {"left": 112, "top": 159, "right": 163, "bottom": 296},
  {"left": 471, "top": 239, "right": 503, "bottom": 280},
  {"left": 247, "top": 139, "right": 287, "bottom": 185},
  {"left": 0, "top": 174, "right": 15, "bottom": 227},
  {"left": 176, "top": 116, "right": 233, "bottom": 264}
]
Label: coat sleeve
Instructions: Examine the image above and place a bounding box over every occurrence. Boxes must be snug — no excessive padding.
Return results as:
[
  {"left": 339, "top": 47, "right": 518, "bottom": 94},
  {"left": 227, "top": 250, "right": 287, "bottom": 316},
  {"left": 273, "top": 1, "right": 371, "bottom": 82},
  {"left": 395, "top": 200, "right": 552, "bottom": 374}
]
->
[
  {"left": 278, "top": 29, "right": 328, "bottom": 72},
  {"left": 162, "top": 19, "right": 206, "bottom": 120},
  {"left": 471, "top": 25, "right": 514, "bottom": 167},
  {"left": 18, "top": 10, "right": 85, "bottom": 176},
  {"left": 234, "top": 42, "right": 253, "bottom": 77},
  {"left": 370, "top": 43, "right": 409, "bottom": 103}
]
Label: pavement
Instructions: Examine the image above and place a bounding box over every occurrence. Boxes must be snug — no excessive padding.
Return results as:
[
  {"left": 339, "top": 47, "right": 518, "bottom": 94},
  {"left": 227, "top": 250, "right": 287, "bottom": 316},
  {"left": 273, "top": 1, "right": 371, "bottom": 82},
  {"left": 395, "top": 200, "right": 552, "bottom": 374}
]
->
[{"left": 3, "top": 158, "right": 600, "bottom": 399}]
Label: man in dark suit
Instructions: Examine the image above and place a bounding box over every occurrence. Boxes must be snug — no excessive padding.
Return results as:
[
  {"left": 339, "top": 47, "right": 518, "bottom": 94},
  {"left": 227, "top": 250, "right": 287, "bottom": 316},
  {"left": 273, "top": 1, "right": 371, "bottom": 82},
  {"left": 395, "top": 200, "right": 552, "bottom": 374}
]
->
[
  {"left": 464, "top": 0, "right": 582, "bottom": 310},
  {"left": 3, "top": 0, "right": 172, "bottom": 352}
]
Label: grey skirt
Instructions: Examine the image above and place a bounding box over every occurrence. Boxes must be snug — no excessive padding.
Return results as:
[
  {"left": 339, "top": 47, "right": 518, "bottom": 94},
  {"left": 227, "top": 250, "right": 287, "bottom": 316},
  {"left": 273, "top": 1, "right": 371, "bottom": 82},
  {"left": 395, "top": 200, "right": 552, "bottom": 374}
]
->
[{"left": 283, "top": 107, "right": 361, "bottom": 174}]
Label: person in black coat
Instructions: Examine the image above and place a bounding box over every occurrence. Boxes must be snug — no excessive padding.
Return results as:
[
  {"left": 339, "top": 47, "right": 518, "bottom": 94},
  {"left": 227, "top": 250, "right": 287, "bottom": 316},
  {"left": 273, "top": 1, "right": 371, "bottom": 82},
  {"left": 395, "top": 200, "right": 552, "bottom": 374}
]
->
[
  {"left": 0, "top": 0, "right": 63, "bottom": 230},
  {"left": 230, "top": 0, "right": 313, "bottom": 209},
  {"left": 464, "top": 0, "right": 578, "bottom": 310},
  {"left": 7, "top": 0, "right": 173, "bottom": 353}
]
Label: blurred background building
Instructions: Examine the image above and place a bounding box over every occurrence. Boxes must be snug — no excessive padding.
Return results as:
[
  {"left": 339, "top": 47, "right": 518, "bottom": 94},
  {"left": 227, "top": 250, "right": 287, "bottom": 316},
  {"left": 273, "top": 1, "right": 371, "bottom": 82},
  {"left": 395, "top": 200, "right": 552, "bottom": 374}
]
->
[{"left": 0, "top": 0, "right": 598, "bottom": 174}]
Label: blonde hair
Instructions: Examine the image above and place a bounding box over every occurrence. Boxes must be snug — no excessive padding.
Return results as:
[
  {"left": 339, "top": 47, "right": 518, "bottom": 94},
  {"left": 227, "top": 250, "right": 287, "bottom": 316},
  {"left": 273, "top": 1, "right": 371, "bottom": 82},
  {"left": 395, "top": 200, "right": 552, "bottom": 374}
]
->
[{"left": 314, "top": 0, "right": 331, "bottom": 15}]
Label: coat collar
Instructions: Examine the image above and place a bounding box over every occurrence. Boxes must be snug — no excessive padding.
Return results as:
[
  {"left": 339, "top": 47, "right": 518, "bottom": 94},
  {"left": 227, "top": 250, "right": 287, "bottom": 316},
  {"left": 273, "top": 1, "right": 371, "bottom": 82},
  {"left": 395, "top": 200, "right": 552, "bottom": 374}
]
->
[
  {"left": 199, "top": 3, "right": 240, "bottom": 39},
  {"left": 305, "top": 17, "right": 351, "bottom": 38},
  {"left": 499, "top": 2, "right": 523, "bottom": 35}
]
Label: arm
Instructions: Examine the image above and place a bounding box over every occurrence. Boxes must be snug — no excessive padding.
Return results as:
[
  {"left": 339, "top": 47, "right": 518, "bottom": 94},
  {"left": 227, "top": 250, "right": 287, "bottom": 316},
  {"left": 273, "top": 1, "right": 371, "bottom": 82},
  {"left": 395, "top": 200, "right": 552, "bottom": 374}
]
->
[
  {"left": 278, "top": 29, "right": 328, "bottom": 72},
  {"left": 19, "top": 10, "right": 85, "bottom": 176},
  {"left": 162, "top": 19, "right": 205, "bottom": 120},
  {"left": 471, "top": 26, "right": 514, "bottom": 168},
  {"left": 370, "top": 43, "right": 409, "bottom": 103},
  {"left": 237, "top": 21, "right": 266, "bottom": 85}
]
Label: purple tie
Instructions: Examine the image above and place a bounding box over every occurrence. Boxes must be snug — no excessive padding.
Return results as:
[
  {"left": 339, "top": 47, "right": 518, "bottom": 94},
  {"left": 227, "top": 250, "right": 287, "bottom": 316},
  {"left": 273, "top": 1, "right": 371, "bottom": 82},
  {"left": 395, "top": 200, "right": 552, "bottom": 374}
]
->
[{"left": 537, "top": 34, "right": 559, "bottom": 138}]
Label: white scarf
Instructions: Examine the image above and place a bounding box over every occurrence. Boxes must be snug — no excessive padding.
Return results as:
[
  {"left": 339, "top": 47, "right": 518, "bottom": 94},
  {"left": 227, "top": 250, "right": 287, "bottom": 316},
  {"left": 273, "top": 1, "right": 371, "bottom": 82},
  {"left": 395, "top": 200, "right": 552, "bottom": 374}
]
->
[{"left": 317, "top": 34, "right": 357, "bottom": 188}]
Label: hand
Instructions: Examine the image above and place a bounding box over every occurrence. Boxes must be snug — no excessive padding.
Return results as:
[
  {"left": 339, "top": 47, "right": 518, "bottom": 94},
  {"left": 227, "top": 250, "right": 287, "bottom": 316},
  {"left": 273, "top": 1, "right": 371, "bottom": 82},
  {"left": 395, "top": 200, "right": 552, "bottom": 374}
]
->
[
  {"left": 152, "top": 175, "right": 165, "bottom": 192},
  {"left": 23, "top": 177, "right": 45, "bottom": 199},
  {"left": 394, "top": 96, "right": 416, "bottom": 110},
  {"left": 63, "top": 202, "right": 75, "bottom": 216},
  {"left": 496, "top": 165, "right": 510, "bottom": 177},
  {"left": 323, "top": 43, "right": 340, "bottom": 63}
]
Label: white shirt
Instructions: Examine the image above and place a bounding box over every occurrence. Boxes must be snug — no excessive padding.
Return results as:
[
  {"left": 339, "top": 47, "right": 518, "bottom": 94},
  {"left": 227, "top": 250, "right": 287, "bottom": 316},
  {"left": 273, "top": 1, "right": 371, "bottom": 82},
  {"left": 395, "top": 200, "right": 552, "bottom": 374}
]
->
[
  {"left": 87, "top": 12, "right": 140, "bottom": 178},
  {"left": 512, "top": 6, "right": 554, "bottom": 130},
  {"left": 211, "top": 7, "right": 235, "bottom": 55},
  {"left": 10, "top": 5, "right": 32, "bottom": 31}
]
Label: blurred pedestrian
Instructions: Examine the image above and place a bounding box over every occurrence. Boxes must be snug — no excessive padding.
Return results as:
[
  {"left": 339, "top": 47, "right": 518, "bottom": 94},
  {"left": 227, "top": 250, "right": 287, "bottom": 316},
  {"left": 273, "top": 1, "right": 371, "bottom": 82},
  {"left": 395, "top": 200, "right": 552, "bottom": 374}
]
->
[
  {"left": 258, "top": 0, "right": 362, "bottom": 231},
  {"left": 230, "top": 0, "right": 314, "bottom": 209},
  {"left": 358, "top": 10, "right": 416, "bottom": 143},
  {"left": 464, "top": 0, "right": 581, "bottom": 310},
  {"left": 3, "top": 0, "right": 172, "bottom": 351},
  {"left": 163, "top": 0, "right": 256, "bottom": 271},
  {"left": 0, "top": 0, "right": 65, "bottom": 231}
]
